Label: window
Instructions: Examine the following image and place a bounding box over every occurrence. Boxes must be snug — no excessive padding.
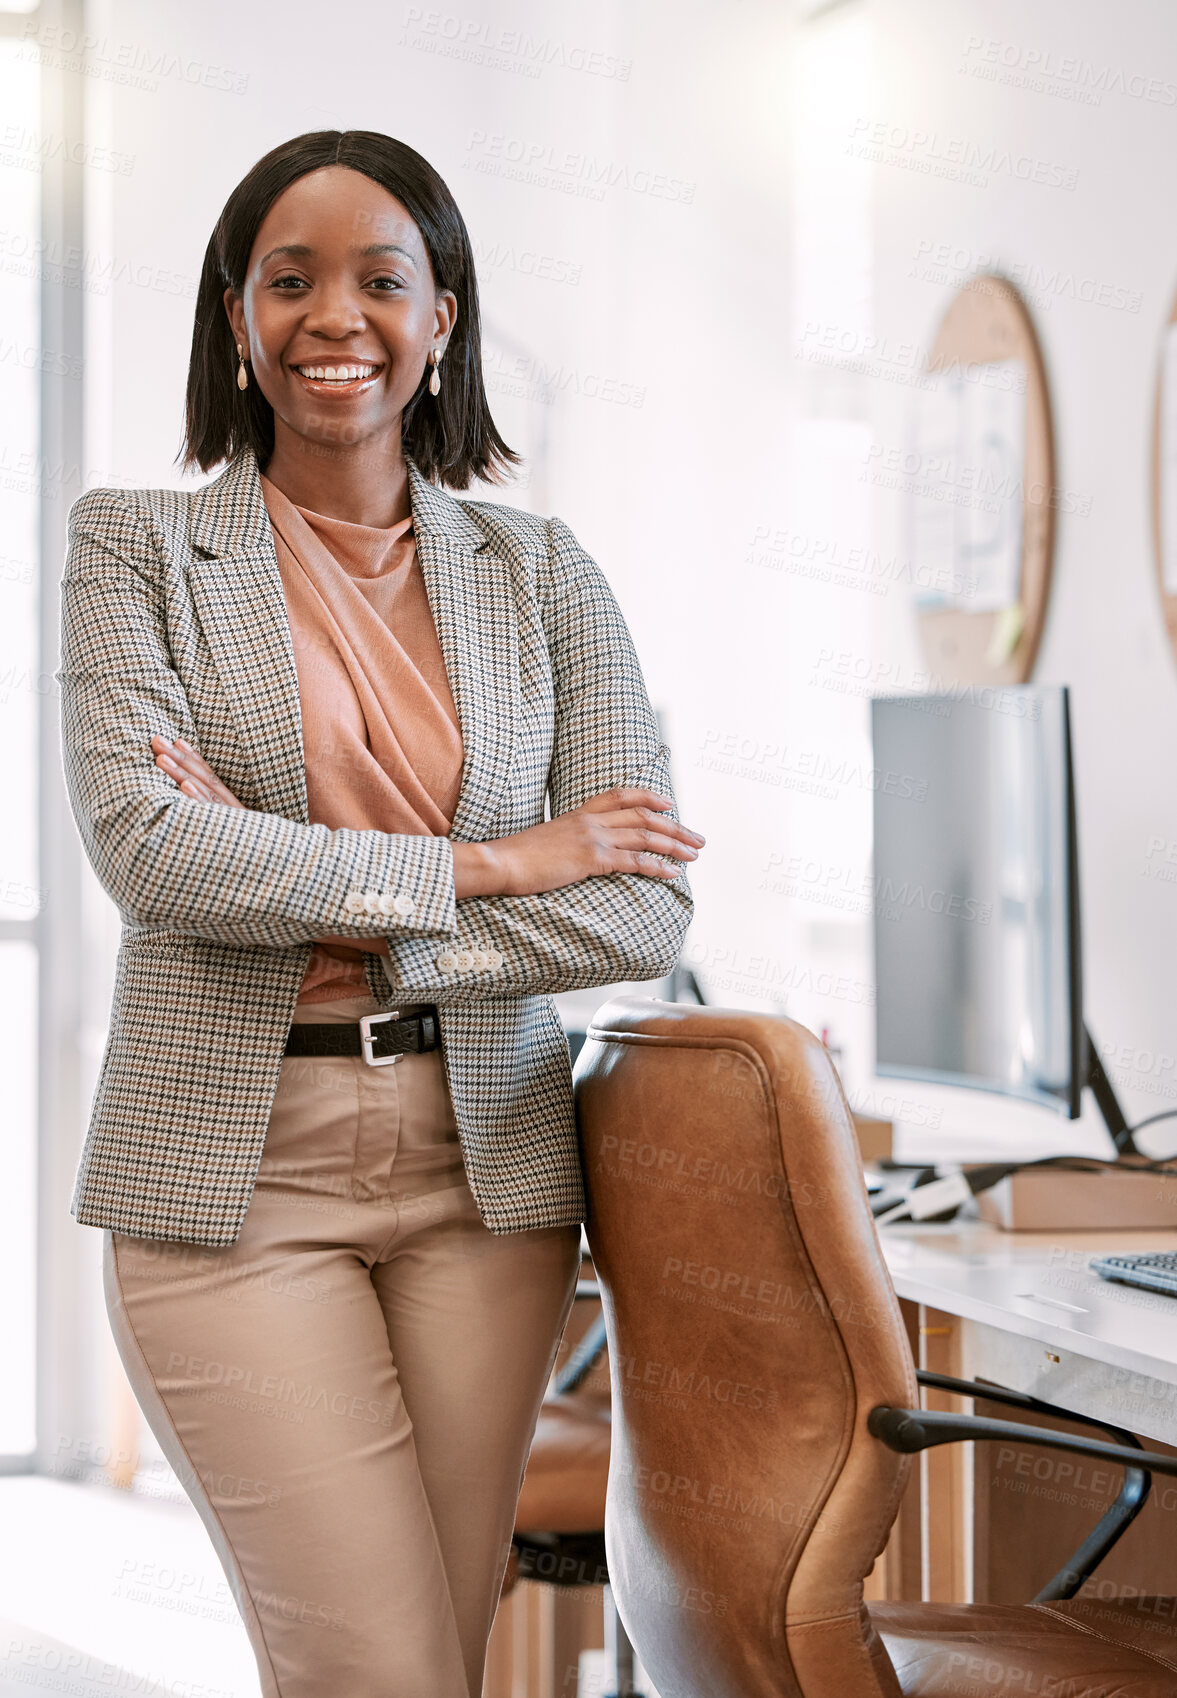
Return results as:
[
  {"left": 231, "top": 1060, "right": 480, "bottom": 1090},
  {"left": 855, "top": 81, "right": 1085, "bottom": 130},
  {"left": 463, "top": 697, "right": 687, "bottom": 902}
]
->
[
  {"left": 776, "top": 0, "right": 879, "bottom": 1091},
  {"left": 0, "top": 15, "right": 44, "bottom": 1463}
]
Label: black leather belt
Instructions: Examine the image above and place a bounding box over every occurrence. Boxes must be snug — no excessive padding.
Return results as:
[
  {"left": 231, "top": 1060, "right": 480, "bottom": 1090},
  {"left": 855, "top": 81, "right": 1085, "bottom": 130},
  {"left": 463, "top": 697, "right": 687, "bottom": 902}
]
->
[{"left": 283, "top": 1007, "right": 439, "bottom": 1068}]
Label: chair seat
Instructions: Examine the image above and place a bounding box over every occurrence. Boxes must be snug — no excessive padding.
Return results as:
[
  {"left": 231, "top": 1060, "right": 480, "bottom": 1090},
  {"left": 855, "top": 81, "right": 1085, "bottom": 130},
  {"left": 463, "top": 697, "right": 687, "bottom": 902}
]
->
[
  {"left": 872, "top": 1598, "right": 1177, "bottom": 1697},
  {"left": 514, "top": 1395, "right": 610, "bottom": 1534}
]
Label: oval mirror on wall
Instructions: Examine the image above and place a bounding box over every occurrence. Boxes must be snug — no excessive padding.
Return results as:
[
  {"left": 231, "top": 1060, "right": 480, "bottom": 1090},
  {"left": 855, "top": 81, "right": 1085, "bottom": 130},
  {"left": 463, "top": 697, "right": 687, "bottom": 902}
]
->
[
  {"left": 1150, "top": 286, "right": 1177, "bottom": 667},
  {"left": 909, "top": 275, "right": 1056, "bottom": 688}
]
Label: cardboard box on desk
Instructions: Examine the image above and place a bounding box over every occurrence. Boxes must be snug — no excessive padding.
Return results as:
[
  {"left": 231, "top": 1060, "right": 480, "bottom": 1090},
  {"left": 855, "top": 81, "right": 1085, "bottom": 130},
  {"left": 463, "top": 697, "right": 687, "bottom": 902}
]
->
[
  {"left": 852, "top": 1113, "right": 893, "bottom": 1164},
  {"left": 975, "top": 1164, "right": 1177, "bottom": 1231}
]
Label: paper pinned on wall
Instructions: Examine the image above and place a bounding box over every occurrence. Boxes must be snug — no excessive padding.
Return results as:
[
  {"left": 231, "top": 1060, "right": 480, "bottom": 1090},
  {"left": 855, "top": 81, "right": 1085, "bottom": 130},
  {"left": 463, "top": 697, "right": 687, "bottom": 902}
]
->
[
  {"left": 1160, "top": 324, "right": 1177, "bottom": 597},
  {"left": 985, "top": 601, "right": 1025, "bottom": 666},
  {"left": 908, "top": 359, "right": 1027, "bottom": 615}
]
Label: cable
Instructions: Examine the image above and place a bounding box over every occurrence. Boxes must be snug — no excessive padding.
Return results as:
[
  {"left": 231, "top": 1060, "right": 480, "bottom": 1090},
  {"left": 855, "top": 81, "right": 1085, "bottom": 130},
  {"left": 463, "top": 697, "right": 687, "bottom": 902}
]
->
[
  {"left": 870, "top": 1167, "right": 935, "bottom": 1219},
  {"left": 969, "top": 1153, "right": 1177, "bottom": 1183},
  {"left": 871, "top": 1151, "right": 1177, "bottom": 1228},
  {"left": 1124, "top": 1108, "right": 1177, "bottom": 1139},
  {"left": 873, "top": 1171, "right": 973, "bottom": 1226}
]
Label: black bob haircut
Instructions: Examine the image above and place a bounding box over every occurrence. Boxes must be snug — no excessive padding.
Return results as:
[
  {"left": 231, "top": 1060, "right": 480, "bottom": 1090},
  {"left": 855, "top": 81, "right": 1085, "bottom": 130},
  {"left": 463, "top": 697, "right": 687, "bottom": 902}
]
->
[{"left": 179, "top": 130, "right": 520, "bottom": 490}]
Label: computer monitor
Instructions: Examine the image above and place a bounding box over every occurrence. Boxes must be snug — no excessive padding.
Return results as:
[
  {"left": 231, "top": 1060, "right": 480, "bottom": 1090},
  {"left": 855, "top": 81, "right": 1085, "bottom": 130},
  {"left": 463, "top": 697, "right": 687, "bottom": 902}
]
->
[{"left": 870, "top": 686, "right": 1084, "bottom": 1119}]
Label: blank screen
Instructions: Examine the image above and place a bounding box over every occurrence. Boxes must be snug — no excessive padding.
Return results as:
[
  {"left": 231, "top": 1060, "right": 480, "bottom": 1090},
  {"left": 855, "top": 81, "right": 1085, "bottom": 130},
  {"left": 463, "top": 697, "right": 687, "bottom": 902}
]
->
[{"left": 871, "top": 689, "right": 1076, "bottom": 1113}]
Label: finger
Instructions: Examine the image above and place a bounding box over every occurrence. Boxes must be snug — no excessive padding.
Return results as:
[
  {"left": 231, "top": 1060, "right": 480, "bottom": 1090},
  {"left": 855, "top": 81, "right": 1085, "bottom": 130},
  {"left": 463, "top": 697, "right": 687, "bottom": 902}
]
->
[
  {"left": 628, "top": 849, "right": 690, "bottom": 878},
  {"left": 178, "top": 755, "right": 237, "bottom": 807},
  {"left": 152, "top": 736, "right": 210, "bottom": 786},
  {"left": 625, "top": 807, "right": 705, "bottom": 844},
  {"left": 154, "top": 743, "right": 199, "bottom": 782},
  {"left": 192, "top": 770, "right": 234, "bottom": 805},
  {"left": 610, "top": 828, "right": 699, "bottom": 862},
  {"left": 152, "top": 734, "right": 199, "bottom": 765},
  {"left": 158, "top": 740, "right": 234, "bottom": 803},
  {"left": 591, "top": 805, "right": 706, "bottom": 845},
  {"left": 578, "top": 786, "right": 677, "bottom": 815},
  {"left": 156, "top": 749, "right": 207, "bottom": 794},
  {"left": 170, "top": 740, "right": 218, "bottom": 783},
  {"left": 174, "top": 736, "right": 216, "bottom": 772},
  {"left": 155, "top": 753, "right": 212, "bottom": 804}
]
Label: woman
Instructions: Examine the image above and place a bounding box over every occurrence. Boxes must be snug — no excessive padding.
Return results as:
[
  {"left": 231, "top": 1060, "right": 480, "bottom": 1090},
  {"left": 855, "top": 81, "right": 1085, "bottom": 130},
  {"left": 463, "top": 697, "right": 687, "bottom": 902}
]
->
[{"left": 56, "top": 131, "right": 702, "bottom": 1697}]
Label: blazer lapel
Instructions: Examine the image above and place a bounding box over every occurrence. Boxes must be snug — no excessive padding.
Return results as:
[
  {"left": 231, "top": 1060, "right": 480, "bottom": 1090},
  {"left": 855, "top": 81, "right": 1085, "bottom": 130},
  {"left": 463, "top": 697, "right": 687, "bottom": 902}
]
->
[
  {"left": 186, "top": 445, "right": 519, "bottom": 845},
  {"left": 405, "top": 457, "right": 519, "bottom": 844},
  {"left": 187, "top": 451, "right": 307, "bottom": 821}
]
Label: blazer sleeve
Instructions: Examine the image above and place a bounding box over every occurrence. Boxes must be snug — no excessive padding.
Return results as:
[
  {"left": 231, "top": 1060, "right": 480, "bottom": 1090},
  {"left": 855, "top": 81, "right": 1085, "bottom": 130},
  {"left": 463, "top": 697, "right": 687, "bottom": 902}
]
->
[
  {"left": 374, "top": 514, "right": 694, "bottom": 1001},
  {"left": 55, "top": 487, "right": 458, "bottom": 951}
]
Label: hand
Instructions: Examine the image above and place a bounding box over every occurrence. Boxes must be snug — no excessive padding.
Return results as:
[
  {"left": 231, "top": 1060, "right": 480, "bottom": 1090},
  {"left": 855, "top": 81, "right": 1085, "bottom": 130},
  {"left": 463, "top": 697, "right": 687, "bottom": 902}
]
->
[
  {"left": 151, "top": 735, "right": 245, "bottom": 807},
  {"left": 151, "top": 733, "right": 391, "bottom": 964},
  {"left": 473, "top": 787, "right": 705, "bottom": 899}
]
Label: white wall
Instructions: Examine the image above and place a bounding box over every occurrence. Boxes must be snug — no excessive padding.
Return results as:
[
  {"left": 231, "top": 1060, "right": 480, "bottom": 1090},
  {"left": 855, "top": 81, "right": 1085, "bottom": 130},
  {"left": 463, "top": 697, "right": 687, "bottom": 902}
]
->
[
  {"left": 76, "top": 0, "right": 1177, "bottom": 1176},
  {"left": 863, "top": 0, "right": 1177, "bottom": 1155}
]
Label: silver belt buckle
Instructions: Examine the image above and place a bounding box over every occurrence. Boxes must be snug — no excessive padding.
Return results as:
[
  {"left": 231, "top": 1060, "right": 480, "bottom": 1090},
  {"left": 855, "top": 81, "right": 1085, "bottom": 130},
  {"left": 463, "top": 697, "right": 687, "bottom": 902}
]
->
[{"left": 359, "top": 1009, "right": 403, "bottom": 1068}]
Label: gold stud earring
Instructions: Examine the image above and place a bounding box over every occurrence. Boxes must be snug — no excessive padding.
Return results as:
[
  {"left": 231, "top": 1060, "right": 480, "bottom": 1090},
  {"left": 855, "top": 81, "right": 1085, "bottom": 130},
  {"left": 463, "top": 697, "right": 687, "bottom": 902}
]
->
[
  {"left": 236, "top": 342, "right": 249, "bottom": 392},
  {"left": 428, "top": 348, "right": 442, "bottom": 397}
]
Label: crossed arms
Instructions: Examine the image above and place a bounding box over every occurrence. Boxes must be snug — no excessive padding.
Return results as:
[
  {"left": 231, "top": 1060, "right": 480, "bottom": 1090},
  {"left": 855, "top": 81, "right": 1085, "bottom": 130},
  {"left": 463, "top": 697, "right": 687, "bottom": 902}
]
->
[{"left": 56, "top": 489, "right": 693, "bottom": 999}]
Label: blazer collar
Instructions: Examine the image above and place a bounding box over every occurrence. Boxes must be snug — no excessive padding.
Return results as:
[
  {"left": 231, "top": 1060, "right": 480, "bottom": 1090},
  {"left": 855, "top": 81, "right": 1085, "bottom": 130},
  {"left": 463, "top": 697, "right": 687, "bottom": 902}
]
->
[
  {"left": 189, "top": 442, "right": 489, "bottom": 558},
  {"left": 185, "top": 444, "right": 519, "bottom": 845}
]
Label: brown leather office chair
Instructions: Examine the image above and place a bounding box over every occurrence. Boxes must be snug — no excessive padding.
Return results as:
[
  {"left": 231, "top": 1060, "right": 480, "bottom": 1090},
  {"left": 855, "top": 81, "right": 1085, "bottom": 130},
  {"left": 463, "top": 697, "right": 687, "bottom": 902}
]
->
[{"left": 575, "top": 996, "right": 1177, "bottom": 1698}]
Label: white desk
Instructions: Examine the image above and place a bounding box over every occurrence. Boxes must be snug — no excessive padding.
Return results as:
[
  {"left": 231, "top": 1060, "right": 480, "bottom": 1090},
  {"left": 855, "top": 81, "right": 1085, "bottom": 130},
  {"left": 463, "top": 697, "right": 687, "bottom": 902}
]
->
[
  {"left": 881, "top": 1220, "right": 1177, "bottom": 1442},
  {"left": 874, "top": 1220, "right": 1177, "bottom": 1603}
]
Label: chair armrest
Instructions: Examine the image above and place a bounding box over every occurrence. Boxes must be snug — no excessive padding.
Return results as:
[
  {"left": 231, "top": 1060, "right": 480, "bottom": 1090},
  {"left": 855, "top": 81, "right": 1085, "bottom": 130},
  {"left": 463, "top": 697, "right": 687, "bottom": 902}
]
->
[
  {"left": 869, "top": 1401, "right": 1165, "bottom": 1600},
  {"left": 868, "top": 1404, "right": 1177, "bottom": 1473},
  {"left": 916, "top": 1369, "right": 1141, "bottom": 1450},
  {"left": 556, "top": 1311, "right": 608, "bottom": 1397}
]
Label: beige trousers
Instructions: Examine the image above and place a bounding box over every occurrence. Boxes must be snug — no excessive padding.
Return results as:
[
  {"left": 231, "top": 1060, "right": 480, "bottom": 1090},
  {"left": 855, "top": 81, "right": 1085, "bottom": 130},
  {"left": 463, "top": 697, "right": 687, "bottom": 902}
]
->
[{"left": 104, "top": 992, "right": 582, "bottom": 1698}]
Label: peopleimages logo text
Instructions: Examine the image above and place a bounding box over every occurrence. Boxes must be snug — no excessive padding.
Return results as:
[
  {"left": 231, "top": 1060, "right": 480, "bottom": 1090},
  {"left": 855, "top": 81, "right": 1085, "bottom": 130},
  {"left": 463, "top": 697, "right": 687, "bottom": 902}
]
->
[{"left": 464, "top": 130, "right": 695, "bottom": 203}]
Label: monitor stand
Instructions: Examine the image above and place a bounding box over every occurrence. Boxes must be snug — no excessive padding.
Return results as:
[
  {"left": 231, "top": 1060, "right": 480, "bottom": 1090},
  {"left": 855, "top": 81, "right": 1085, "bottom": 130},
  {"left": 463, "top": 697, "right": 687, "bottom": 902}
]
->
[
  {"left": 973, "top": 1026, "right": 1177, "bottom": 1231},
  {"left": 1085, "top": 1027, "right": 1142, "bottom": 1159}
]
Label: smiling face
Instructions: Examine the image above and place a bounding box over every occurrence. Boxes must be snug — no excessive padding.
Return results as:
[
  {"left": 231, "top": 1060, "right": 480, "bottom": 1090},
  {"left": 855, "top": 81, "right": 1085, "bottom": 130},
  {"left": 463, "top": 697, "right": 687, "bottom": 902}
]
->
[{"left": 223, "top": 165, "right": 457, "bottom": 462}]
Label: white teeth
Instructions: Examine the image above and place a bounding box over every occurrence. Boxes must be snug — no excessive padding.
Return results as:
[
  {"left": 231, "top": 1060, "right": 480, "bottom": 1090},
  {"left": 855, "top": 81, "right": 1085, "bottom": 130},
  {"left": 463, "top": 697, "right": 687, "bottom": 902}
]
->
[{"left": 294, "top": 364, "right": 379, "bottom": 382}]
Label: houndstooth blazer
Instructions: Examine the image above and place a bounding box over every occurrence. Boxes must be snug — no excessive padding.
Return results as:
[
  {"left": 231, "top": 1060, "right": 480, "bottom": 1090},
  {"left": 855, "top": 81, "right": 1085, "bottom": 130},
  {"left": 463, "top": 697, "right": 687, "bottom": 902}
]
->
[{"left": 57, "top": 444, "right": 693, "bottom": 1246}]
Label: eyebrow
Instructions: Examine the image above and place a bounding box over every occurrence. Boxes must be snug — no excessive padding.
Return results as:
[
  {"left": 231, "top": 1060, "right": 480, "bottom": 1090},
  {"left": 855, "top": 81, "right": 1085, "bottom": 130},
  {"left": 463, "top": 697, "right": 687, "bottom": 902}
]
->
[{"left": 258, "top": 241, "right": 418, "bottom": 267}]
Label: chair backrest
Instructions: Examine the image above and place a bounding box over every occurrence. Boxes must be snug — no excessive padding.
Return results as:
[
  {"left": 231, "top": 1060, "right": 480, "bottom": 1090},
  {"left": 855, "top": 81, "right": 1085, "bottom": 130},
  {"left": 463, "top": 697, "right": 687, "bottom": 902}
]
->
[{"left": 575, "top": 996, "right": 919, "bottom": 1698}]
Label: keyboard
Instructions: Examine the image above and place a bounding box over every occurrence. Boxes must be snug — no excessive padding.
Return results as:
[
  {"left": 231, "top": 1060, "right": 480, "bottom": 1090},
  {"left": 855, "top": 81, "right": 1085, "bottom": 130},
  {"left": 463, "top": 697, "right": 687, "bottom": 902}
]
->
[{"left": 1091, "top": 1251, "right": 1177, "bottom": 1297}]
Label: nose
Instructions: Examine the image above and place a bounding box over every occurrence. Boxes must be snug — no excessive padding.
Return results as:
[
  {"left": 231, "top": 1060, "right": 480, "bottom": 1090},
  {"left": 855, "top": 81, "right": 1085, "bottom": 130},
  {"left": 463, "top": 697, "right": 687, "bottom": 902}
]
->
[{"left": 301, "top": 279, "right": 368, "bottom": 340}]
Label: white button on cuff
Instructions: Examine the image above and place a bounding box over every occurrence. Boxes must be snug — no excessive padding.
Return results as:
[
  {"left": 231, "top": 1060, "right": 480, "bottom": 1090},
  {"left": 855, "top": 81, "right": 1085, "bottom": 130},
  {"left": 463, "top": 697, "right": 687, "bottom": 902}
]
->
[
  {"left": 392, "top": 893, "right": 416, "bottom": 915},
  {"left": 376, "top": 893, "right": 400, "bottom": 916},
  {"left": 362, "top": 893, "right": 383, "bottom": 915},
  {"left": 469, "top": 949, "right": 488, "bottom": 969},
  {"left": 344, "top": 892, "right": 367, "bottom": 915},
  {"left": 454, "top": 950, "right": 475, "bottom": 972},
  {"left": 436, "top": 951, "right": 458, "bottom": 973},
  {"left": 486, "top": 948, "right": 503, "bottom": 969}
]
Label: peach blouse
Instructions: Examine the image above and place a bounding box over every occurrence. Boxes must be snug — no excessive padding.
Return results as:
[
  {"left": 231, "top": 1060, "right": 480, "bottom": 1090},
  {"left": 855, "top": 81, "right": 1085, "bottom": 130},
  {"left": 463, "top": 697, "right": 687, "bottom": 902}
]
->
[{"left": 260, "top": 473, "right": 464, "bottom": 1005}]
